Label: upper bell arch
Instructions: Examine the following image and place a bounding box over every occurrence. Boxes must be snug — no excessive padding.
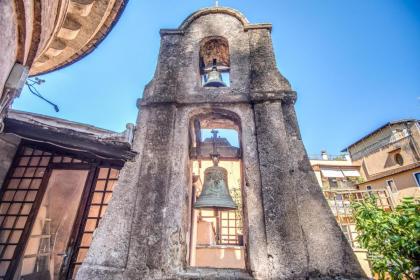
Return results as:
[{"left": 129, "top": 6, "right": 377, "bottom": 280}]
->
[{"left": 179, "top": 7, "right": 250, "bottom": 30}]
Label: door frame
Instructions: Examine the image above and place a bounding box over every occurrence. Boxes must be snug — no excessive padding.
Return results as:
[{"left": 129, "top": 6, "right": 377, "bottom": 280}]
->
[
  {"left": 1, "top": 141, "right": 124, "bottom": 279},
  {"left": 7, "top": 162, "right": 96, "bottom": 280},
  {"left": 50, "top": 163, "right": 97, "bottom": 280}
]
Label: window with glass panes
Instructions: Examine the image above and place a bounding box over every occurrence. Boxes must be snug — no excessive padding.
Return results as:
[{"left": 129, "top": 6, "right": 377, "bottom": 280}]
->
[
  {"left": 414, "top": 172, "right": 420, "bottom": 187},
  {"left": 0, "top": 146, "right": 87, "bottom": 279},
  {"left": 0, "top": 144, "right": 122, "bottom": 280},
  {"left": 219, "top": 210, "right": 243, "bottom": 245},
  {"left": 67, "top": 167, "right": 119, "bottom": 279},
  {"left": 197, "top": 209, "right": 243, "bottom": 246}
]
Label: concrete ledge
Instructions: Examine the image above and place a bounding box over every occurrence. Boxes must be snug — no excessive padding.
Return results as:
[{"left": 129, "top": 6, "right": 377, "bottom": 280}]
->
[
  {"left": 177, "top": 267, "right": 253, "bottom": 280},
  {"left": 138, "top": 91, "right": 297, "bottom": 107},
  {"left": 76, "top": 264, "right": 124, "bottom": 280}
]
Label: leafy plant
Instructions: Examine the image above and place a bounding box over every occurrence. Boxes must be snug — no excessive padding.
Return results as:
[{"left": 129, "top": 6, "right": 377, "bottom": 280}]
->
[
  {"left": 332, "top": 155, "right": 347, "bottom": 160},
  {"left": 351, "top": 196, "right": 420, "bottom": 280},
  {"left": 348, "top": 176, "right": 366, "bottom": 184}
]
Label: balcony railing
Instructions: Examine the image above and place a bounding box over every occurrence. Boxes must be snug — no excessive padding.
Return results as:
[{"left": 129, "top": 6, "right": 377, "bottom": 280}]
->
[
  {"left": 323, "top": 180, "right": 358, "bottom": 190},
  {"left": 309, "top": 155, "right": 348, "bottom": 161},
  {"left": 323, "top": 189, "right": 394, "bottom": 248},
  {"left": 350, "top": 130, "right": 410, "bottom": 160}
]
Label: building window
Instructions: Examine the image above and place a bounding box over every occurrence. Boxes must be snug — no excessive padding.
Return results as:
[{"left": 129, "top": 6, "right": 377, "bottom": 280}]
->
[
  {"left": 366, "top": 186, "right": 372, "bottom": 190},
  {"left": 0, "top": 145, "right": 121, "bottom": 279},
  {"left": 414, "top": 172, "right": 420, "bottom": 187},
  {"left": 67, "top": 167, "right": 119, "bottom": 279},
  {"left": 394, "top": 153, "right": 404, "bottom": 166},
  {"left": 0, "top": 147, "right": 51, "bottom": 279},
  {"left": 219, "top": 188, "right": 243, "bottom": 245},
  {"left": 328, "top": 178, "right": 338, "bottom": 188},
  {"left": 340, "top": 224, "right": 360, "bottom": 248},
  {"left": 386, "top": 179, "right": 398, "bottom": 193},
  {"left": 0, "top": 146, "right": 88, "bottom": 279}
]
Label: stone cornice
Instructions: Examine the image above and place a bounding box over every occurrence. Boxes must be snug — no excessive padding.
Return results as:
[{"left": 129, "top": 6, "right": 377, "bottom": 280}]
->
[
  {"left": 137, "top": 90, "right": 297, "bottom": 107},
  {"left": 249, "top": 91, "right": 297, "bottom": 104}
]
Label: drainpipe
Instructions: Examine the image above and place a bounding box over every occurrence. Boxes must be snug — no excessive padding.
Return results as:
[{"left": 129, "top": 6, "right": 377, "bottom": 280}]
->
[{"left": 0, "top": 63, "right": 29, "bottom": 132}]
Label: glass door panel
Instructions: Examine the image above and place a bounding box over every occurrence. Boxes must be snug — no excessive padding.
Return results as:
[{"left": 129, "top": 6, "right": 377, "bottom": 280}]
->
[
  {"left": 67, "top": 167, "right": 120, "bottom": 279},
  {"left": 18, "top": 169, "right": 89, "bottom": 280}
]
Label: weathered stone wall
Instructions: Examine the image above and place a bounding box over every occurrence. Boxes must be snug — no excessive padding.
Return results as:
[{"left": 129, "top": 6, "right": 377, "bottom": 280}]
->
[
  {"left": 0, "top": 134, "right": 20, "bottom": 188},
  {"left": 78, "top": 103, "right": 268, "bottom": 280},
  {"left": 78, "top": 7, "right": 366, "bottom": 280},
  {"left": 0, "top": 2, "right": 18, "bottom": 98},
  {"left": 253, "top": 101, "right": 363, "bottom": 278}
]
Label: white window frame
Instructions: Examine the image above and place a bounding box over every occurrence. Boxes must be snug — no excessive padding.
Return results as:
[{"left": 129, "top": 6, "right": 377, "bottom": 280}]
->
[
  {"left": 413, "top": 172, "right": 420, "bottom": 187},
  {"left": 386, "top": 179, "right": 398, "bottom": 193}
]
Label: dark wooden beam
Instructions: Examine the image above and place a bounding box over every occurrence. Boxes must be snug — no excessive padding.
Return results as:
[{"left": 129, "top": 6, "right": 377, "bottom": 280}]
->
[{"left": 3, "top": 118, "right": 136, "bottom": 162}]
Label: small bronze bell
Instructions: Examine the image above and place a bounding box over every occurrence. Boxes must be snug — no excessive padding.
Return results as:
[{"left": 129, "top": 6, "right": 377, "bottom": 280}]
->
[
  {"left": 194, "top": 130, "right": 237, "bottom": 210},
  {"left": 203, "top": 60, "right": 226, "bottom": 88}
]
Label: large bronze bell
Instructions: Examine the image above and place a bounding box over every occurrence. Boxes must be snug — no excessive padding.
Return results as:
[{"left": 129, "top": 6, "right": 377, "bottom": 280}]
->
[
  {"left": 203, "top": 65, "right": 226, "bottom": 88},
  {"left": 194, "top": 129, "right": 237, "bottom": 210},
  {"left": 194, "top": 162, "right": 237, "bottom": 210}
]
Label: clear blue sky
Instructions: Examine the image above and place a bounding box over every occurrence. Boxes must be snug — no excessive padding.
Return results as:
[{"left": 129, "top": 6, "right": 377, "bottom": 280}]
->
[{"left": 13, "top": 0, "right": 420, "bottom": 155}]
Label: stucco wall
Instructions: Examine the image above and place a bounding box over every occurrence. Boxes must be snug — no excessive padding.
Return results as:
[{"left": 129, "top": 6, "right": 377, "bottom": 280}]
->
[
  {"left": 0, "top": 2, "right": 18, "bottom": 99},
  {"left": 359, "top": 167, "right": 420, "bottom": 204},
  {"left": 358, "top": 137, "right": 417, "bottom": 176},
  {"left": 195, "top": 247, "right": 245, "bottom": 269},
  {"left": 349, "top": 123, "right": 408, "bottom": 157},
  {"left": 354, "top": 250, "right": 372, "bottom": 278},
  {"left": 0, "top": 134, "right": 20, "bottom": 188}
]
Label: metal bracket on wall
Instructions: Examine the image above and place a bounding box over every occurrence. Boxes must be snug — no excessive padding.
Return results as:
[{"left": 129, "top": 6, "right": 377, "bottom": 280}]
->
[{"left": 0, "top": 63, "right": 29, "bottom": 132}]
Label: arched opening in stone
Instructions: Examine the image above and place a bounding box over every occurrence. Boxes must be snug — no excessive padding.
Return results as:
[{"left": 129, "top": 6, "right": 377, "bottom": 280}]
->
[
  {"left": 199, "top": 37, "right": 230, "bottom": 87},
  {"left": 187, "top": 110, "right": 246, "bottom": 269}
]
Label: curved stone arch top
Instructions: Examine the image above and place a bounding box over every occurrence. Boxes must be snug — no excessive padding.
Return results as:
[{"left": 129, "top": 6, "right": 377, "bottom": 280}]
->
[
  {"left": 160, "top": 7, "right": 272, "bottom": 36},
  {"left": 179, "top": 7, "right": 250, "bottom": 30},
  {"left": 155, "top": 7, "right": 287, "bottom": 98},
  {"left": 188, "top": 107, "right": 242, "bottom": 133},
  {"left": 178, "top": 7, "right": 273, "bottom": 32},
  {"left": 175, "top": 11, "right": 253, "bottom": 95}
]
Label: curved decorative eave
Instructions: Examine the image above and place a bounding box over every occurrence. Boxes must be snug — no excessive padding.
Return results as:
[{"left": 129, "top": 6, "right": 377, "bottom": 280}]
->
[
  {"left": 29, "top": 0, "right": 129, "bottom": 77},
  {"left": 160, "top": 6, "right": 272, "bottom": 36}
]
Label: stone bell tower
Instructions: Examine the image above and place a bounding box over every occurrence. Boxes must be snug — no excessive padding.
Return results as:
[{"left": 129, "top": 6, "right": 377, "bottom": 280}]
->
[{"left": 78, "top": 7, "right": 366, "bottom": 280}]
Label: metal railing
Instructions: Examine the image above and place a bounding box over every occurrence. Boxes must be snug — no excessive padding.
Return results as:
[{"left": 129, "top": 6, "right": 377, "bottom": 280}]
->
[
  {"left": 309, "top": 154, "right": 349, "bottom": 161},
  {"left": 323, "top": 180, "right": 358, "bottom": 190},
  {"left": 323, "top": 189, "right": 394, "bottom": 248},
  {"left": 350, "top": 131, "right": 410, "bottom": 160}
]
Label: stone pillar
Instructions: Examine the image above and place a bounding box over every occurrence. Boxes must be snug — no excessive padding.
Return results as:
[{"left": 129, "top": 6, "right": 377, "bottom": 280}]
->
[
  {"left": 248, "top": 17, "right": 366, "bottom": 279},
  {"left": 253, "top": 101, "right": 308, "bottom": 279},
  {"left": 78, "top": 104, "right": 190, "bottom": 280},
  {"left": 237, "top": 104, "right": 269, "bottom": 279},
  {"left": 252, "top": 99, "right": 366, "bottom": 279},
  {"left": 122, "top": 104, "right": 180, "bottom": 279},
  {"left": 77, "top": 108, "right": 152, "bottom": 279},
  {"left": 281, "top": 102, "right": 365, "bottom": 278}
]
